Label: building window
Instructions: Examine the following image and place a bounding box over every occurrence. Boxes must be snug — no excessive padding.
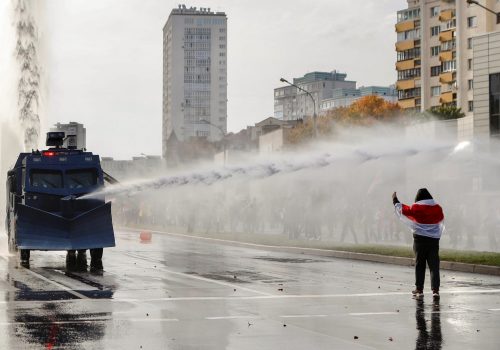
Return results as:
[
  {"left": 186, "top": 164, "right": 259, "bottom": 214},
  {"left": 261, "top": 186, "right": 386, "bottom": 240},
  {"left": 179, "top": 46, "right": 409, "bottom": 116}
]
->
[
  {"left": 431, "top": 86, "right": 441, "bottom": 97},
  {"left": 430, "top": 6, "right": 440, "bottom": 17},
  {"left": 468, "top": 79, "right": 474, "bottom": 90},
  {"left": 442, "top": 60, "right": 456, "bottom": 72},
  {"left": 468, "top": 37, "right": 473, "bottom": 49},
  {"left": 468, "top": 100, "right": 474, "bottom": 112},
  {"left": 431, "top": 26, "right": 441, "bottom": 37},
  {"left": 467, "top": 16, "right": 477, "bottom": 28},
  {"left": 431, "top": 65, "right": 441, "bottom": 76},
  {"left": 431, "top": 46, "right": 440, "bottom": 56},
  {"left": 468, "top": 58, "right": 473, "bottom": 70},
  {"left": 490, "top": 73, "right": 500, "bottom": 135}
]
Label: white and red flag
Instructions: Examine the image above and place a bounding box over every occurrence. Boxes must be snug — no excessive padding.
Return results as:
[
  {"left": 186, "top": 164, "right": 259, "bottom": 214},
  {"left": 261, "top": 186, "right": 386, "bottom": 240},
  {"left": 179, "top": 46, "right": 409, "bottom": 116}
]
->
[{"left": 395, "top": 199, "right": 445, "bottom": 239}]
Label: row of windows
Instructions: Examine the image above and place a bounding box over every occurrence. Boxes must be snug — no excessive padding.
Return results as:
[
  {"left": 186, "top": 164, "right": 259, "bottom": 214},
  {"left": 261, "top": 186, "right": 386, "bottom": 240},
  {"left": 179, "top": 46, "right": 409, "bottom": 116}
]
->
[
  {"left": 185, "top": 51, "right": 210, "bottom": 59},
  {"left": 184, "top": 74, "right": 211, "bottom": 83},
  {"left": 397, "top": 47, "right": 420, "bottom": 62},
  {"left": 184, "top": 35, "right": 210, "bottom": 41},
  {"left": 429, "top": 60, "right": 457, "bottom": 76},
  {"left": 184, "top": 18, "right": 225, "bottom": 26},
  {"left": 398, "top": 68, "right": 420, "bottom": 80},
  {"left": 185, "top": 42, "right": 211, "bottom": 50},
  {"left": 397, "top": 28, "right": 420, "bottom": 41},
  {"left": 397, "top": 8, "right": 420, "bottom": 23},
  {"left": 185, "top": 91, "right": 210, "bottom": 98},
  {"left": 185, "top": 66, "right": 210, "bottom": 73},
  {"left": 184, "top": 59, "right": 210, "bottom": 67},
  {"left": 185, "top": 28, "right": 210, "bottom": 35},
  {"left": 398, "top": 88, "right": 421, "bottom": 99}
]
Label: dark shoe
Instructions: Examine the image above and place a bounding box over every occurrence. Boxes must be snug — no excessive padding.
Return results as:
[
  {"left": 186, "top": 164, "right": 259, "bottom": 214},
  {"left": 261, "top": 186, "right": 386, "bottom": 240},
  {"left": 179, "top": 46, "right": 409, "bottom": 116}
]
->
[
  {"left": 412, "top": 289, "right": 424, "bottom": 297},
  {"left": 432, "top": 290, "right": 440, "bottom": 298}
]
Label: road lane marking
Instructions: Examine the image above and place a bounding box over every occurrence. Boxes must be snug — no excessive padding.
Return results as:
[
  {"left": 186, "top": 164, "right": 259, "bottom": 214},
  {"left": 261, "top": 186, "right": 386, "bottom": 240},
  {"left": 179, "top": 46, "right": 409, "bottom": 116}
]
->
[
  {"left": 2, "top": 289, "right": 500, "bottom": 305},
  {"left": 488, "top": 308, "right": 500, "bottom": 311},
  {"left": 349, "top": 312, "right": 399, "bottom": 316},
  {"left": 22, "top": 267, "right": 89, "bottom": 300},
  {"left": 205, "top": 315, "right": 258, "bottom": 320},
  {"left": 280, "top": 314, "right": 328, "bottom": 318}
]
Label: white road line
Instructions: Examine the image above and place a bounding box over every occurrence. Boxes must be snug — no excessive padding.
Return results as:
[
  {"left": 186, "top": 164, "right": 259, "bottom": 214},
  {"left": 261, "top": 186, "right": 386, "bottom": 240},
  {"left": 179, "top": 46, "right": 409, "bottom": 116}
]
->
[
  {"left": 205, "top": 315, "right": 258, "bottom": 320},
  {"left": 488, "top": 308, "right": 500, "bottom": 311},
  {"left": 280, "top": 314, "right": 328, "bottom": 318},
  {"left": 2, "top": 289, "right": 500, "bottom": 305},
  {"left": 22, "top": 267, "right": 89, "bottom": 300},
  {"left": 125, "top": 318, "right": 179, "bottom": 322},
  {"left": 349, "top": 312, "right": 399, "bottom": 316}
]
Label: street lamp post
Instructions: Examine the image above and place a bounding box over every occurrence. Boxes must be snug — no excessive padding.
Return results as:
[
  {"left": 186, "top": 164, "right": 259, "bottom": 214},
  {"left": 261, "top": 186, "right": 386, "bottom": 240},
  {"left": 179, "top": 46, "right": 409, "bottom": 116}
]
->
[
  {"left": 466, "top": 0, "right": 500, "bottom": 23},
  {"left": 200, "top": 119, "right": 227, "bottom": 165},
  {"left": 280, "top": 77, "right": 318, "bottom": 138}
]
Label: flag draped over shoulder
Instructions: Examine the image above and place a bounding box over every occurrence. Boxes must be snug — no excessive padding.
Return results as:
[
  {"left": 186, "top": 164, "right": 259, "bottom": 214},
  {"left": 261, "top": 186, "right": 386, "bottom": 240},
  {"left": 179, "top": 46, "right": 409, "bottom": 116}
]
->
[{"left": 394, "top": 199, "right": 444, "bottom": 239}]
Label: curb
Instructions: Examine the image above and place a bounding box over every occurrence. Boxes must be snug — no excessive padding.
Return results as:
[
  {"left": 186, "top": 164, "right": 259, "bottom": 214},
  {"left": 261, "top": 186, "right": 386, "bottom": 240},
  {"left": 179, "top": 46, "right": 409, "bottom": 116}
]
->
[{"left": 121, "top": 227, "right": 500, "bottom": 277}]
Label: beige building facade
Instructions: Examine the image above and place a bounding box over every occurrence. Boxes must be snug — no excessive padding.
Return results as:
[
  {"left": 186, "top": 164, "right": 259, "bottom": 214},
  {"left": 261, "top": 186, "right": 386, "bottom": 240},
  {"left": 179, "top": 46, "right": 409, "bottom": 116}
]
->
[{"left": 396, "top": 0, "right": 500, "bottom": 115}]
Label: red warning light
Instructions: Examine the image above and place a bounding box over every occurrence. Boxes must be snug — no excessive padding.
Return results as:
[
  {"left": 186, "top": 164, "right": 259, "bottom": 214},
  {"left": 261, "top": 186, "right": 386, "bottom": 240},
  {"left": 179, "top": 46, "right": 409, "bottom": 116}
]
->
[{"left": 42, "top": 151, "right": 56, "bottom": 157}]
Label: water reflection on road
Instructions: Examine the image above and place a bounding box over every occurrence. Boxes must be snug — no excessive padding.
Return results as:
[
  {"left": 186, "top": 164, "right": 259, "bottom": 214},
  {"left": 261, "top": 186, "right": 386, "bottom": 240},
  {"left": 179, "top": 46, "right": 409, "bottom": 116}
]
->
[{"left": 415, "top": 298, "right": 442, "bottom": 350}]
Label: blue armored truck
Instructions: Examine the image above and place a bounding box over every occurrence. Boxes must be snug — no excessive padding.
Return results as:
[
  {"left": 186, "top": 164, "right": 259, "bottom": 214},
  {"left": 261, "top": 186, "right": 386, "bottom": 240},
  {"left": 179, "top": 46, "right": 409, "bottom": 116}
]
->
[{"left": 5, "top": 132, "right": 116, "bottom": 271}]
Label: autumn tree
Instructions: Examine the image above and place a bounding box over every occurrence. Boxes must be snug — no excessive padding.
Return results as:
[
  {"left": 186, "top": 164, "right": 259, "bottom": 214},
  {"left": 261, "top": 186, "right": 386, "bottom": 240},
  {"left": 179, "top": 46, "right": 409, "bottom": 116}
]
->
[{"left": 287, "top": 95, "right": 402, "bottom": 144}]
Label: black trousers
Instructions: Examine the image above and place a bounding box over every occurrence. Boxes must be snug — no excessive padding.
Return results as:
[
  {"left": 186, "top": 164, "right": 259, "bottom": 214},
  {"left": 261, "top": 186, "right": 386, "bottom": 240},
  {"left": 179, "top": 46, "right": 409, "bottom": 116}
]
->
[{"left": 413, "top": 235, "right": 440, "bottom": 291}]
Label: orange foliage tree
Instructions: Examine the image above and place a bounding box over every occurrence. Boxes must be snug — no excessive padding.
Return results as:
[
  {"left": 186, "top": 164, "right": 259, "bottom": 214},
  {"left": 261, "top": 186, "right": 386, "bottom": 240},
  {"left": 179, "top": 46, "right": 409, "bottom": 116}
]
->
[{"left": 287, "top": 95, "right": 402, "bottom": 145}]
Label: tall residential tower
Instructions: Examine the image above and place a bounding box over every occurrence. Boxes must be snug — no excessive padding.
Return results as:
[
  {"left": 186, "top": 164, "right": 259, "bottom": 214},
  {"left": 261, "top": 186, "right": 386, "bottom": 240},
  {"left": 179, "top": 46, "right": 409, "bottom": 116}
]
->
[
  {"left": 162, "top": 5, "right": 227, "bottom": 158},
  {"left": 395, "top": 0, "right": 500, "bottom": 114}
]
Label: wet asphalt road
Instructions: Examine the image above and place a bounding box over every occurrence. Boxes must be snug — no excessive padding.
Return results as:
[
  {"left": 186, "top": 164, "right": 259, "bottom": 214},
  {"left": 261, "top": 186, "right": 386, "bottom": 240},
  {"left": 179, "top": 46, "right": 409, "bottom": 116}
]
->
[{"left": 1, "top": 230, "right": 500, "bottom": 349}]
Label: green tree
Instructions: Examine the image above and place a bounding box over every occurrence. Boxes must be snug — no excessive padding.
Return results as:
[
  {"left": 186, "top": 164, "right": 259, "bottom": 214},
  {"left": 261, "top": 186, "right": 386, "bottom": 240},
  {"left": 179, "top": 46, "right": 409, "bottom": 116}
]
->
[{"left": 428, "top": 105, "right": 465, "bottom": 120}]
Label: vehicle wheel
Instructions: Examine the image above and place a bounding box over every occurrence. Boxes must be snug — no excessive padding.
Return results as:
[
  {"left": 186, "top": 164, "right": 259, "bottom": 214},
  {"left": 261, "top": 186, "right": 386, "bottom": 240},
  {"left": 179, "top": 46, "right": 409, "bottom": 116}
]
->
[{"left": 20, "top": 249, "right": 30, "bottom": 262}]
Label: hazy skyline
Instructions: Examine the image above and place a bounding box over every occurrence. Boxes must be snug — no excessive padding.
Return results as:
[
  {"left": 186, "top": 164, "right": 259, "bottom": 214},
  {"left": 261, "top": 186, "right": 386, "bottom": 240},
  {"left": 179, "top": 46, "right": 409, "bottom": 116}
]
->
[{"left": 43, "top": 0, "right": 402, "bottom": 159}]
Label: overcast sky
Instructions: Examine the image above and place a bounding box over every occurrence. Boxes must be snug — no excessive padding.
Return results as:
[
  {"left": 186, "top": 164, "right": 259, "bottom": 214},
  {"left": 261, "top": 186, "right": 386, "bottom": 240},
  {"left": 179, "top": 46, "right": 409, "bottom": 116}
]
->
[{"left": 43, "top": 0, "right": 402, "bottom": 159}]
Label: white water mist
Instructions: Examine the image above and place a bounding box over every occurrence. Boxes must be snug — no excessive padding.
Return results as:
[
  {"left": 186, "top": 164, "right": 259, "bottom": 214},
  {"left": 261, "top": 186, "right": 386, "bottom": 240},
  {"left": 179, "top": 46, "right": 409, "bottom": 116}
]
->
[{"left": 106, "top": 124, "right": 500, "bottom": 253}]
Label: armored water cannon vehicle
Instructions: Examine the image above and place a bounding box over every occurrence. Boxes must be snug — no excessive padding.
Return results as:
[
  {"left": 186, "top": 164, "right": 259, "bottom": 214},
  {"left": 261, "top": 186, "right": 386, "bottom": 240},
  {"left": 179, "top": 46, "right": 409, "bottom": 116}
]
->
[{"left": 5, "top": 131, "right": 116, "bottom": 271}]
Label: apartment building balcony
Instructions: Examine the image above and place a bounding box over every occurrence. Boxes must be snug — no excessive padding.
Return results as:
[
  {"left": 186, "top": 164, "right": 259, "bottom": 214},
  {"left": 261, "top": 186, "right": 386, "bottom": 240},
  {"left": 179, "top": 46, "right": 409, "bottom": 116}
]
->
[
  {"left": 439, "top": 51, "right": 453, "bottom": 62},
  {"left": 440, "top": 91, "right": 454, "bottom": 104},
  {"left": 396, "top": 39, "right": 417, "bottom": 52},
  {"left": 441, "top": 40, "right": 456, "bottom": 52},
  {"left": 396, "top": 79, "right": 416, "bottom": 90},
  {"left": 396, "top": 59, "right": 416, "bottom": 70},
  {"left": 439, "top": 30, "right": 454, "bottom": 42},
  {"left": 439, "top": 71, "right": 455, "bottom": 84},
  {"left": 398, "top": 98, "right": 416, "bottom": 109},
  {"left": 395, "top": 20, "right": 416, "bottom": 33},
  {"left": 439, "top": 9, "right": 455, "bottom": 22}
]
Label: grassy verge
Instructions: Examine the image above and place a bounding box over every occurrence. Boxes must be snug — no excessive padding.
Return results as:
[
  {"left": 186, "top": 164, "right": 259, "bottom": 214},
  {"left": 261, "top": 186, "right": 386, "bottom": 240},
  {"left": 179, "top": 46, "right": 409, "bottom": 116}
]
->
[{"left": 125, "top": 224, "right": 500, "bottom": 267}]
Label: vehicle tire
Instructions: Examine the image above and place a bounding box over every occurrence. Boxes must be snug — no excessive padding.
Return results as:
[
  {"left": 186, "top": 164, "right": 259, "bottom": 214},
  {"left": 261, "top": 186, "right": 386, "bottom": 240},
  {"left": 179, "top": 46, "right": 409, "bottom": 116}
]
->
[{"left": 20, "top": 249, "right": 30, "bottom": 262}]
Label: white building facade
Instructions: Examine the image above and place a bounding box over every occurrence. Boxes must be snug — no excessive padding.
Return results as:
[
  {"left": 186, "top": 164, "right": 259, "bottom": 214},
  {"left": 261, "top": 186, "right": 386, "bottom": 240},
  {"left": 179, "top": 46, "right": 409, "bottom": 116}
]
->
[{"left": 162, "top": 5, "right": 227, "bottom": 158}]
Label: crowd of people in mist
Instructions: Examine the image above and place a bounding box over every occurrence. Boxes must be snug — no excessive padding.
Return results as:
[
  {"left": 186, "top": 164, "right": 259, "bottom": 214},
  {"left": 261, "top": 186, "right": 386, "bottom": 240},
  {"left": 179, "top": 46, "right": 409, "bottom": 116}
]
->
[{"left": 111, "top": 178, "right": 500, "bottom": 253}]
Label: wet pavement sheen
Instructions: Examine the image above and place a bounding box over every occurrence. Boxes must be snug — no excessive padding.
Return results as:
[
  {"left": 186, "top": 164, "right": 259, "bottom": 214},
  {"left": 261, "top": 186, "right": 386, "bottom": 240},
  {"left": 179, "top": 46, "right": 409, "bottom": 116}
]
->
[{"left": 1, "top": 230, "right": 500, "bottom": 349}]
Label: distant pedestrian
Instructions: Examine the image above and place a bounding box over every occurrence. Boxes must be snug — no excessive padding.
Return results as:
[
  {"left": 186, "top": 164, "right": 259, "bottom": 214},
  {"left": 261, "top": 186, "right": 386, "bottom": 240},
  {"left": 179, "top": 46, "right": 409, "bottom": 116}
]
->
[{"left": 392, "top": 189, "right": 444, "bottom": 298}]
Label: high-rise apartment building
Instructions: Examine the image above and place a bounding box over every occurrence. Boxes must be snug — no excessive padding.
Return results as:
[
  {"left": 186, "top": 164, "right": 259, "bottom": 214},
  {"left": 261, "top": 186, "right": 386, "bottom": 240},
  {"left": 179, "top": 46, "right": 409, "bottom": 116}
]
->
[
  {"left": 162, "top": 5, "right": 227, "bottom": 158},
  {"left": 395, "top": 0, "right": 500, "bottom": 114},
  {"left": 274, "top": 71, "right": 356, "bottom": 121}
]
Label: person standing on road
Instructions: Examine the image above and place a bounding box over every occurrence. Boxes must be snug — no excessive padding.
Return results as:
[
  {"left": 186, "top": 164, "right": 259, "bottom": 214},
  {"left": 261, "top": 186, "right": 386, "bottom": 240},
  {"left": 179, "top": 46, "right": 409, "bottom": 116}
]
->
[{"left": 392, "top": 189, "right": 444, "bottom": 298}]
